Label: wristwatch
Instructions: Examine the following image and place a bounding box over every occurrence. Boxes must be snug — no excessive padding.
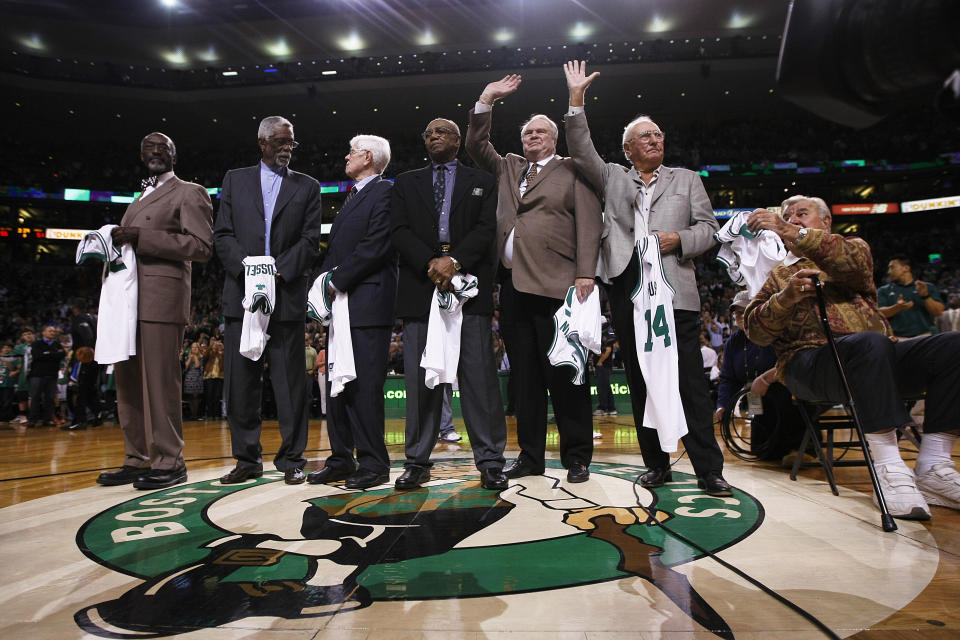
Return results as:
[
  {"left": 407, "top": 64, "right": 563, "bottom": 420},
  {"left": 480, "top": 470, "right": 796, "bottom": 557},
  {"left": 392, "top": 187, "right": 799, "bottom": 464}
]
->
[{"left": 449, "top": 256, "right": 462, "bottom": 271}]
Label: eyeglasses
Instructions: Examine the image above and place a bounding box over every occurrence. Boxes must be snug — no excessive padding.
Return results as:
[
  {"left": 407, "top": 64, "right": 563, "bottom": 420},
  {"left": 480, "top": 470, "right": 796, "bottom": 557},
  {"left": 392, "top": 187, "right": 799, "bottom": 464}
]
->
[
  {"left": 421, "top": 127, "right": 458, "bottom": 140},
  {"left": 268, "top": 137, "right": 299, "bottom": 149},
  {"left": 627, "top": 130, "right": 665, "bottom": 143}
]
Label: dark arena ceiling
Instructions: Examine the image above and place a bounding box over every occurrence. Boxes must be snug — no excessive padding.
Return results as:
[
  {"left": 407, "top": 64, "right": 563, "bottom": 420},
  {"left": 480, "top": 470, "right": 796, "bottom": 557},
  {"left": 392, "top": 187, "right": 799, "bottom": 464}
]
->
[{"left": 1, "top": 0, "right": 799, "bottom": 142}]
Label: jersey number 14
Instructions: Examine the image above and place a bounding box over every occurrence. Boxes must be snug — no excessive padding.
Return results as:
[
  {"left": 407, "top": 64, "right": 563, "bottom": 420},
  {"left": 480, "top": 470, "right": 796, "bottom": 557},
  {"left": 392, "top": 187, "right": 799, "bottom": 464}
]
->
[{"left": 643, "top": 304, "right": 672, "bottom": 352}]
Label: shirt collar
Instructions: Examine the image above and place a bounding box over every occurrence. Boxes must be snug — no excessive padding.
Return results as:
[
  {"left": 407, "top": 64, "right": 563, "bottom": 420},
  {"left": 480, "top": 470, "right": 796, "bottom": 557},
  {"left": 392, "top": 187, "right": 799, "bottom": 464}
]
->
[
  {"left": 154, "top": 170, "right": 175, "bottom": 187},
  {"left": 260, "top": 161, "right": 288, "bottom": 178},
  {"left": 432, "top": 159, "right": 458, "bottom": 172},
  {"left": 783, "top": 251, "right": 803, "bottom": 266},
  {"left": 353, "top": 174, "right": 378, "bottom": 192}
]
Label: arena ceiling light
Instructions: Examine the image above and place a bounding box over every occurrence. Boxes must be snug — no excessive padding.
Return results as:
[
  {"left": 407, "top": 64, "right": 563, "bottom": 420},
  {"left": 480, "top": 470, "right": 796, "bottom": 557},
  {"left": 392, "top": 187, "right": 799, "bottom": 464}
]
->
[
  {"left": 160, "top": 48, "right": 189, "bottom": 65},
  {"left": 647, "top": 15, "right": 673, "bottom": 33},
  {"left": 160, "top": 0, "right": 179, "bottom": 7},
  {"left": 18, "top": 34, "right": 45, "bottom": 51},
  {"left": 493, "top": 28, "right": 513, "bottom": 43},
  {"left": 727, "top": 11, "right": 753, "bottom": 29},
  {"left": 337, "top": 32, "right": 365, "bottom": 51},
  {"left": 196, "top": 46, "right": 218, "bottom": 62},
  {"left": 265, "top": 38, "right": 291, "bottom": 57},
  {"left": 417, "top": 29, "right": 438, "bottom": 46},
  {"left": 569, "top": 22, "right": 593, "bottom": 39}
]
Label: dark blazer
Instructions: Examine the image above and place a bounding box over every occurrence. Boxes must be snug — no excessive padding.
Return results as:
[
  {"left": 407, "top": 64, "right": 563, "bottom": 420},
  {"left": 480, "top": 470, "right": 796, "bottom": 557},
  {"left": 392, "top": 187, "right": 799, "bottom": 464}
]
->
[
  {"left": 214, "top": 164, "right": 323, "bottom": 321},
  {"left": 320, "top": 176, "right": 397, "bottom": 328},
  {"left": 391, "top": 161, "right": 497, "bottom": 318},
  {"left": 465, "top": 109, "right": 602, "bottom": 301},
  {"left": 122, "top": 176, "right": 213, "bottom": 324}
]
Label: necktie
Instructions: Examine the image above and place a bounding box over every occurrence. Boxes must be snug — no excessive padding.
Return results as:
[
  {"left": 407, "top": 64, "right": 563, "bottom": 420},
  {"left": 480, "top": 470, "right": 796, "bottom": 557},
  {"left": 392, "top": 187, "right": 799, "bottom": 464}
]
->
[
  {"left": 434, "top": 165, "right": 446, "bottom": 216},
  {"left": 526, "top": 163, "right": 539, "bottom": 183},
  {"left": 343, "top": 185, "right": 358, "bottom": 207},
  {"left": 140, "top": 175, "right": 158, "bottom": 191}
]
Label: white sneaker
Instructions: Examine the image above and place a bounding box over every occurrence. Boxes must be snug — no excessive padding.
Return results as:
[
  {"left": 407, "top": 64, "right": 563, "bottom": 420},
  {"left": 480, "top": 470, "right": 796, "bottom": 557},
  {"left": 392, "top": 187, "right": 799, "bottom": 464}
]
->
[
  {"left": 873, "top": 464, "right": 930, "bottom": 520},
  {"left": 916, "top": 461, "right": 960, "bottom": 510},
  {"left": 605, "top": 410, "right": 618, "bottom": 416},
  {"left": 439, "top": 431, "right": 462, "bottom": 443},
  {"left": 592, "top": 409, "right": 606, "bottom": 417},
  {"left": 13, "top": 415, "right": 27, "bottom": 424},
  {"left": 592, "top": 431, "right": 602, "bottom": 439}
]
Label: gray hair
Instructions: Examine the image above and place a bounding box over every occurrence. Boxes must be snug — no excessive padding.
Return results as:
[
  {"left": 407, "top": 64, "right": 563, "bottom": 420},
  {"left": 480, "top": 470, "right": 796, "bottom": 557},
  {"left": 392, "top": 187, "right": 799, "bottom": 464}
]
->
[
  {"left": 258, "top": 116, "right": 293, "bottom": 140},
  {"left": 430, "top": 118, "right": 460, "bottom": 137},
  {"left": 350, "top": 134, "right": 391, "bottom": 173},
  {"left": 781, "top": 195, "right": 831, "bottom": 222},
  {"left": 140, "top": 132, "right": 176, "bottom": 158},
  {"left": 519, "top": 114, "right": 558, "bottom": 141}
]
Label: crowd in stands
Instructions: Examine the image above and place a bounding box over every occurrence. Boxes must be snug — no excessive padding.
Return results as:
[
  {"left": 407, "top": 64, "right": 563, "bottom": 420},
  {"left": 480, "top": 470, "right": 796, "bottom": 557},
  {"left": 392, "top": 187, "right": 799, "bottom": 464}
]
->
[{"left": 6, "top": 106, "right": 957, "bottom": 195}]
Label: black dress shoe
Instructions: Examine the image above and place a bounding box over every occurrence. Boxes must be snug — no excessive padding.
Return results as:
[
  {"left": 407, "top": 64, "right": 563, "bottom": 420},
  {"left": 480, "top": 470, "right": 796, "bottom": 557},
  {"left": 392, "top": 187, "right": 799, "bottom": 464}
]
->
[
  {"left": 345, "top": 468, "right": 389, "bottom": 489},
  {"left": 307, "top": 465, "right": 354, "bottom": 485},
  {"left": 566, "top": 463, "right": 590, "bottom": 483},
  {"left": 640, "top": 467, "right": 673, "bottom": 488},
  {"left": 504, "top": 458, "right": 544, "bottom": 479},
  {"left": 480, "top": 467, "right": 508, "bottom": 490},
  {"left": 97, "top": 465, "right": 149, "bottom": 486},
  {"left": 219, "top": 466, "right": 263, "bottom": 484},
  {"left": 395, "top": 466, "right": 430, "bottom": 490},
  {"left": 284, "top": 468, "right": 306, "bottom": 485},
  {"left": 698, "top": 472, "right": 733, "bottom": 497},
  {"left": 133, "top": 465, "right": 187, "bottom": 490}
]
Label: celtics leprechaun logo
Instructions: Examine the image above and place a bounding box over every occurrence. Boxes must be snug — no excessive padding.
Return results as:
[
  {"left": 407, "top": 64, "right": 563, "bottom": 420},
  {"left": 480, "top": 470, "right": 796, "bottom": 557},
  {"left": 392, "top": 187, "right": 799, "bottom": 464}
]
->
[{"left": 74, "top": 459, "right": 761, "bottom": 638}]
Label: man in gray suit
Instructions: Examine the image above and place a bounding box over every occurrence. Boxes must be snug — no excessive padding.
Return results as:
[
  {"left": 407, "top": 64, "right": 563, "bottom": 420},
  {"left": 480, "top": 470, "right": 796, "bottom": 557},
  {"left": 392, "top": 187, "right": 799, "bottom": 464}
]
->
[
  {"left": 466, "top": 74, "right": 602, "bottom": 484},
  {"left": 97, "top": 132, "right": 214, "bottom": 490},
  {"left": 563, "top": 61, "right": 731, "bottom": 496},
  {"left": 214, "top": 116, "right": 323, "bottom": 486}
]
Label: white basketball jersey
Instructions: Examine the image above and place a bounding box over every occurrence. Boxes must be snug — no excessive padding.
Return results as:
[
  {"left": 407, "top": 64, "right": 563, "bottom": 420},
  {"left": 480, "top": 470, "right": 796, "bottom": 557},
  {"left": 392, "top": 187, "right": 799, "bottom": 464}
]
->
[{"left": 631, "top": 235, "right": 688, "bottom": 452}]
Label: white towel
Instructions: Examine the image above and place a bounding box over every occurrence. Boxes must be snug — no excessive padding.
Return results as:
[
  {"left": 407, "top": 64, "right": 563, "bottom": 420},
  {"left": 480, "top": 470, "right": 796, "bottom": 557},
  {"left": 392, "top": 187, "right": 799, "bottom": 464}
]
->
[
  {"left": 307, "top": 270, "right": 356, "bottom": 397},
  {"left": 714, "top": 210, "right": 787, "bottom": 297},
  {"left": 76, "top": 224, "right": 138, "bottom": 365},
  {"left": 239, "top": 256, "right": 276, "bottom": 360},
  {"left": 420, "top": 273, "right": 479, "bottom": 389},
  {"left": 547, "top": 285, "right": 602, "bottom": 385}
]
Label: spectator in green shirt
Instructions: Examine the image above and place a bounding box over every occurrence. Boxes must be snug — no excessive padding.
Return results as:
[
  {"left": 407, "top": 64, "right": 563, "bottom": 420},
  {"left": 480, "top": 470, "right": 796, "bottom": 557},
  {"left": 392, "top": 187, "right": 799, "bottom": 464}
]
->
[{"left": 878, "top": 254, "right": 945, "bottom": 338}]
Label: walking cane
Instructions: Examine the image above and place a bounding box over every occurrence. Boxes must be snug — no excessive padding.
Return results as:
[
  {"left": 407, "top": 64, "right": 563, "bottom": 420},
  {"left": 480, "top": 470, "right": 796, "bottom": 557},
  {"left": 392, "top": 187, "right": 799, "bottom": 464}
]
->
[{"left": 810, "top": 275, "right": 897, "bottom": 532}]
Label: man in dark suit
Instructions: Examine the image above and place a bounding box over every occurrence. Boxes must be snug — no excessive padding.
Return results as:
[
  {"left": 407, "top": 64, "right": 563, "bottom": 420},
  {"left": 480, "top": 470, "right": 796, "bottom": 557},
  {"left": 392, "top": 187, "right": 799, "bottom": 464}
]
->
[
  {"left": 214, "top": 116, "right": 322, "bottom": 486},
  {"left": 563, "top": 61, "right": 730, "bottom": 496},
  {"left": 466, "top": 75, "right": 602, "bottom": 484},
  {"left": 390, "top": 117, "right": 508, "bottom": 491},
  {"left": 307, "top": 135, "right": 397, "bottom": 490},
  {"left": 97, "top": 131, "right": 213, "bottom": 490}
]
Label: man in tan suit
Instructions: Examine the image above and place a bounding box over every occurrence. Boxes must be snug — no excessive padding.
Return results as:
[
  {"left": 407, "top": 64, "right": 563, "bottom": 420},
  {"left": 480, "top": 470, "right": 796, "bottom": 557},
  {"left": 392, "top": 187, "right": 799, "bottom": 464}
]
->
[
  {"left": 97, "top": 132, "right": 213, "bottom": 490},
  {"left": 466, "top": 74, "right": 602, "bottom": 484}
]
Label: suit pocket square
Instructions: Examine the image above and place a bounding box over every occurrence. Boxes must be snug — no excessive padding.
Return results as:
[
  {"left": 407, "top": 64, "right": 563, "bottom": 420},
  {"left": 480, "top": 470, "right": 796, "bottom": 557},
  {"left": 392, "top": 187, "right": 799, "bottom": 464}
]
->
[{"left": 471, "top": 187, "right": 484, "bottom": 196}]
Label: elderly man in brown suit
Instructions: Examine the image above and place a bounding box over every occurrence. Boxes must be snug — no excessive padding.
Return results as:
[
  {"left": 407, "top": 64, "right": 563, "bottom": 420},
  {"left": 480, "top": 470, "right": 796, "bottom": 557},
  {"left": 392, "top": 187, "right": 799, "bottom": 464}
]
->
[
  {"left": 97, "top": 132, "right": 213, "bottom": 490},
  {"left": 466, "top": 74, "right": 602, "bottom": 484}
]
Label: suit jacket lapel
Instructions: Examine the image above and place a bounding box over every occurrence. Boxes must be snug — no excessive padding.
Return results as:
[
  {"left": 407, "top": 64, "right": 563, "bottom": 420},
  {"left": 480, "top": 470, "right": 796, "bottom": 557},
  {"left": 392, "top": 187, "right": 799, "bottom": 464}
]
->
[
  {"left": 449, "top": 163, "right": 471, "bottom": 213},
  {"left": 124, "top": 177, "right": 180, "bottom": 226},
  {"left": 414, "top": 166, "right": 437, "bottom": 220},
  {"left": 330, "top": 175, "right": 379, "bottom": 243},
  {"left": 521, "top": 155, "right": 559, "bottom": 198},
  {"left": 649, "top": 167, "right": 673, "bottom": 208},
  {"left": 272, "top": 170, "right": 298, "bottom": 222}
]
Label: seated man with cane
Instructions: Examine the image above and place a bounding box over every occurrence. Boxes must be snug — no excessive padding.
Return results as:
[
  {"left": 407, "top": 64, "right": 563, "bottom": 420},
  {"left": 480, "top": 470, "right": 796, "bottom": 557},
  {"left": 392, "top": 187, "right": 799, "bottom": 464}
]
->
[{"left": 744, "top": 195, "right": 960, "bottom": 520}]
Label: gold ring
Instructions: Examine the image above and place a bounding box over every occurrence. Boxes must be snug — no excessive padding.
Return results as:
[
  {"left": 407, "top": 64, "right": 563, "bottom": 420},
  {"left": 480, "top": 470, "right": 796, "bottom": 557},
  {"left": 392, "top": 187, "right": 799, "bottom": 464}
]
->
[{"left": 800, "top": 284, "right": 805, "bottom": 292}]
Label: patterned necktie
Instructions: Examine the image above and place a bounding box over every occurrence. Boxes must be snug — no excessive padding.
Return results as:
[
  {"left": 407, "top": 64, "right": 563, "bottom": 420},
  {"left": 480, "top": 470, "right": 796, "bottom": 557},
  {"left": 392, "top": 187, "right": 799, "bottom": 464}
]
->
[
  {"left": 343, "top": 185, "right": 358, "bottom": 207},
  {"left": 140, "top": 175, "right": 158, "bottom": 191},
  {"left": 526, "top": 163, "right": 539, "bottom": 183},
  {"left": 434, "top": 165, "right": 446, "bottom": 215}
]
